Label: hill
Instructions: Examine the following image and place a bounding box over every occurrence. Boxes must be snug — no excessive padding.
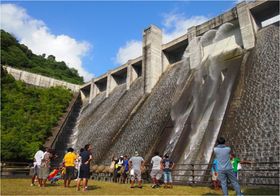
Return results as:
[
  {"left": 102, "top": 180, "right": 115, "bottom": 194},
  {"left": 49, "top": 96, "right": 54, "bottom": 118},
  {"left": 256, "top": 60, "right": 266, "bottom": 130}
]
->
[
  {"left": 1, "top": 30, "right": 84, "bottom": 84},
  {"left": 1, "top": 67, "right": 73, "bottom": 161}
]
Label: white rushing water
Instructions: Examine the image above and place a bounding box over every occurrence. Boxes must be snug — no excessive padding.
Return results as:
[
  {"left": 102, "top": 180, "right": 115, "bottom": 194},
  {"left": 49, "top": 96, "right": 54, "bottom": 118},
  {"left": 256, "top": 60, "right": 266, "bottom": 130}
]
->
[{"left": 163, "top": 22, "right": 244, "bottom": 181}]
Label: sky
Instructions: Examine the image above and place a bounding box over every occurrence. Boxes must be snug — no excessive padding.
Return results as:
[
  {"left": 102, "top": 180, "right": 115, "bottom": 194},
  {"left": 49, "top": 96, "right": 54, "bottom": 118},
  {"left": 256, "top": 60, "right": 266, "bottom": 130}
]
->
[{"left": 0, "top": 1, "right": 240, "bottom": 82}]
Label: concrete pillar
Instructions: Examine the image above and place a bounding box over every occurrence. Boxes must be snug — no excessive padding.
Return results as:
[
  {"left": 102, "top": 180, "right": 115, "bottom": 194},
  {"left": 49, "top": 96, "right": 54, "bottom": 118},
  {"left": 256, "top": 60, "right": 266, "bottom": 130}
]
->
[
  {"left": 89, "top": 78, "right": 94, "bottom": 104},
  {"left": 237, "top": 2, "right": 256, "bottom": 49},
  {"left": 92, "top": 81, "right": 97, "bottom": 98},
  {"left": 162, "top": 52, "right": 169, "bottom": 72},
  {"left": 80, "top": 90, "right": 86, "bottom": 103},
  {"left": 131, "top": 66, "right": 138, "bottom": 82},
  {"left": 127, "top": 61, "right": 139, "bottom": 90},
  {"left": 142, "top": 25, "right": 162, "bottom": 93},
  {"left": 187, "top": 26, "right": 197, "bottom": 41},
  {"left": 126, "top": 63, "right": 131, "bottom": 90},
  {"left": 106, "top": 73, "right": 110, "bottom": 98},
  {"left": 110, "top": 74, "right": 117, "bottom": 94}
]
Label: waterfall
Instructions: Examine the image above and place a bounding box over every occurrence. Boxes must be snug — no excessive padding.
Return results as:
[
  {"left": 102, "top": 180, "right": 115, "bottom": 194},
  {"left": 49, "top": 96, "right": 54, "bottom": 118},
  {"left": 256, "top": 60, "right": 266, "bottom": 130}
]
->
[{"left": 163, "top": 23, "right": 244, "bottom": 182}]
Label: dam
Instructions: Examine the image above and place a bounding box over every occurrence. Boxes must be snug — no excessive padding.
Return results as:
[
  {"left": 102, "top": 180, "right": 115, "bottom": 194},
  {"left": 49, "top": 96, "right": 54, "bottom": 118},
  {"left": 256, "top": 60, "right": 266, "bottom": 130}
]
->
[{"left": 51, "top": 0, "right": 279, "bottom": 185}]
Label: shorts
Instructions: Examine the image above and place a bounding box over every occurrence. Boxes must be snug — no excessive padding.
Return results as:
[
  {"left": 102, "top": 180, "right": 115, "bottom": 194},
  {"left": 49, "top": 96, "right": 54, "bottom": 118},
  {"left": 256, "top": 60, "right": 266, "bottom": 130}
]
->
[
  {"left": 38, "top": 167, "right": 49, "bottom": 180},
  {"left": 163, "top": 171, "right": 172, "bottom": 183},
  {"left": 79, "top": 165, "right": 90, "bottom": 179},
  {"left": 130, "top": 169, "right": 141, "bottom": 181},
  {"left": 150, "top": 169, "right": 163, "bottom": 180},
  {"left": 30, "top": 165, "right": 40, "bottom": 176},
  {"left": 64, "top": 166, "right": 75, "bottom": 180}
]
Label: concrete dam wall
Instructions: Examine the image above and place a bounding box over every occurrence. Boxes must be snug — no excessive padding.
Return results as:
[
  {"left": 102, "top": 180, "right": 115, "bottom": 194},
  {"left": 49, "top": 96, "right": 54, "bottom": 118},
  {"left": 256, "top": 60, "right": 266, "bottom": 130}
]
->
[
  {"left": 219, "top": 23, "right": 279, "bottom": 185},
  {"left": 53, "top": 0, "right": 279, "bottom": 184}
]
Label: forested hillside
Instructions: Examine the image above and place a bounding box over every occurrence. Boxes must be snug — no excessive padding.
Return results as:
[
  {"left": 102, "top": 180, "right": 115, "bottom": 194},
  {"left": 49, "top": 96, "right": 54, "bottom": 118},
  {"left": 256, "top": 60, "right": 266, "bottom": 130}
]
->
[
  {"left": 1, "top": 30, "right": 84, "bottom": 84},
  {"left": 1, "top": 68, "right": 73, "bottom": 161}
]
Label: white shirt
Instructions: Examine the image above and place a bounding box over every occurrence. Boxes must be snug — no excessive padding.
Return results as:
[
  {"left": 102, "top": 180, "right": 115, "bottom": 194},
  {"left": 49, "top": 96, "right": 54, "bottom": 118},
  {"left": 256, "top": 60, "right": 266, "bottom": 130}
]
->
[
  {"left": 151, "top": 155, "right": 162, "bottom": 170},
  {"left": 34, "top": 150, "right": 44, "bottom": 166},
  {"left": 129, "top": 156, "right": 144, "bottom": 170}
]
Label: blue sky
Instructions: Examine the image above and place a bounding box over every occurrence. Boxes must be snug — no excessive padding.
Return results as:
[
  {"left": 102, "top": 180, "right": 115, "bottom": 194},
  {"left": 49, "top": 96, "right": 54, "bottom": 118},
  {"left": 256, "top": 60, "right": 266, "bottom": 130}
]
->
[{"left": 1, "top": 1, "right": 237, "bottom": 81}]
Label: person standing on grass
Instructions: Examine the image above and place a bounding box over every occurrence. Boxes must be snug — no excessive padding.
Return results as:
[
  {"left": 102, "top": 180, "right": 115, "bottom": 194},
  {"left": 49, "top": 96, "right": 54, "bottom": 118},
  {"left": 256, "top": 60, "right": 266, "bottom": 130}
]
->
[
  {"left": 77, "top": 144, "right": 93, "bottom": 191},
  {"left": 161, "top": 154, "right": 175, "bottom": 188},
  {"left": 122, "top": 155, "right": 129, "bottom": 184},
  {"left": 211, "top": 159, "right": 220, "bottom": 190},
  {"left": 63, "top": 147, "right": 77, "bottom": 187},
  {"left": 38, "top": 148, "right": 53, "bottom": 187},
  {"left": 150, "top": 152, "right": 162, "bottom": 188},
  {"left": 230, "top": 153, "right": 252, "bottom": 180},
  {"left": 75, "top": 148, "right": 84, "bottom": 181},
  {"left": 214, "top": 137, "right": 243, "bottom": 196},
  {"left": 31, "top": 147, "right": 44, "bottom": 186},
  {"left": 129, "top": 151, "right": 144, "bottom": 188},
  {"left": 111, "top": 155, "right": 118, "bottom": 183}
]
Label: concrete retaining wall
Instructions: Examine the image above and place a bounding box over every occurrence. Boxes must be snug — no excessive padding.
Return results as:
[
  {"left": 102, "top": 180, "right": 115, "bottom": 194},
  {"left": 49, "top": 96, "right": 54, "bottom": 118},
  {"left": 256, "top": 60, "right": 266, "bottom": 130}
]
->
[{"left": 3, "top": 66, "right": 80, "bottom": 92}]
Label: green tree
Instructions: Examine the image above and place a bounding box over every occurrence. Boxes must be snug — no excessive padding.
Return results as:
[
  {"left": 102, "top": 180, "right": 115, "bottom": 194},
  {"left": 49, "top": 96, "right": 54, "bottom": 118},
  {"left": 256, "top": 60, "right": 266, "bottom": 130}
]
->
[
  {"left": 1, "top": 29, "right": 84, "bottom": 84},
  {"left": 1, "top": 68, "right": 73, "bottom": 161}
]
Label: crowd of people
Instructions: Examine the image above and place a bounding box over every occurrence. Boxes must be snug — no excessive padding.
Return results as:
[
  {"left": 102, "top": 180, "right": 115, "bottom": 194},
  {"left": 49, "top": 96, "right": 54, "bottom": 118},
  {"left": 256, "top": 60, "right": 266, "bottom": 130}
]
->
[
  {"left": 111, "top": 151, "right": 175, "bottom": 189},
  {"left": 31, "top": 144, "right": 93, "bottom": 191},
  {"left": 30, "top": 137, "right": 248, "bottom": 195}
]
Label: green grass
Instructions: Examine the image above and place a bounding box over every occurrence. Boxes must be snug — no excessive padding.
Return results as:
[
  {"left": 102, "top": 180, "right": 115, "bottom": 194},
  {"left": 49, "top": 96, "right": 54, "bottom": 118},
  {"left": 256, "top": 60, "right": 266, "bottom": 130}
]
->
[{"left": 0, "top": 179, "right": 278, "bottom": 195}]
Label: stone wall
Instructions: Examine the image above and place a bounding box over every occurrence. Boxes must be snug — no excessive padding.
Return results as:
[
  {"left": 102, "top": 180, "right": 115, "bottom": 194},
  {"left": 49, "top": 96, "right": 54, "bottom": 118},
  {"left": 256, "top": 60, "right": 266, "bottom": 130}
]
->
[
  {"left": 219, "top": 24, "right": 279, "bottom": 184},
  {"left": 101, "top": 61, "right": 190, "bottom": 163}
]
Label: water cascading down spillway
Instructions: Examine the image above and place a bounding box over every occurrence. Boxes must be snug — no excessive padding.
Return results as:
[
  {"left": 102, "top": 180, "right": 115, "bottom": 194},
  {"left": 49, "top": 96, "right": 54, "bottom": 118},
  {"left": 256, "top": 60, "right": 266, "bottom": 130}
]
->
[{"left": 163, "top": 22, "right": 244, "bottom": 182}]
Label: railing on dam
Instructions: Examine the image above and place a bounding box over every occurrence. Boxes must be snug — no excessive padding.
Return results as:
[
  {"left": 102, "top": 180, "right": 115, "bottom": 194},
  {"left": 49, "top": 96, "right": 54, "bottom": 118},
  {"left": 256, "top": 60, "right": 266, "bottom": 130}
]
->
[
  {"left": 166, "top": 162, "right": 279, "bottom": 187},
  {"left": 90, "top": 162, "right": 279, "bottom": 187},
  {"left": 1, "top": 161, "right": 279, "bottom": 187}
]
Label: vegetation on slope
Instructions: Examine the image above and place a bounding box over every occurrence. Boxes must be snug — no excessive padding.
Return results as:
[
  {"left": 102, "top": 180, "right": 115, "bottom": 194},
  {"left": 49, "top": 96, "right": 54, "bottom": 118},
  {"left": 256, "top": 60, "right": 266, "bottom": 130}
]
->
[
  {"left": 1, "top": 68, "right": 73, "bottom": 161},
  {"left": 1, "top": 30, "right": 84, "bottom": 84}
]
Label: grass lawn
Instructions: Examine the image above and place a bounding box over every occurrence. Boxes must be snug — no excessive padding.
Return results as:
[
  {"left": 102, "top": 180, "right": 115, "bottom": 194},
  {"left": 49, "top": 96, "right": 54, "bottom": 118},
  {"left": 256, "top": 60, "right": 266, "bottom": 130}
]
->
[{"left": 0, "top": 179, "right": 279, "bottom": 195}]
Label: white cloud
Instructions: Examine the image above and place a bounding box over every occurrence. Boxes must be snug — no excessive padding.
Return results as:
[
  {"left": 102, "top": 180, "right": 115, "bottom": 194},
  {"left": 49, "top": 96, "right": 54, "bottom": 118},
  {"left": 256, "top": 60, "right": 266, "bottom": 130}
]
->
[
  {"left": 162, "top": 12, "right": 208, "bottom": 43},
  {"left": 115, "top": 12, "right": 208, "bottom": 65},
  {"left": 235, "top": 0, "right": 244, "bottom": 4},
  {"left": 234, "top": 0, "right": 256, "bottom": 5},
  {"left": 1, "top": 3, "right": 93, "bottom": 81},
  {"left": 115, "top": 40, "right": 142, "bottom": 65}
]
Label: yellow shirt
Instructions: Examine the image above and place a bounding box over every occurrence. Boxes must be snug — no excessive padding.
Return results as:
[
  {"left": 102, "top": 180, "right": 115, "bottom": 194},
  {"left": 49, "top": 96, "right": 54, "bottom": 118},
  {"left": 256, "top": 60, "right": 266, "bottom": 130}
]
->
[{"left": 63, "top": 152, "right": 77, "bottom": 167}]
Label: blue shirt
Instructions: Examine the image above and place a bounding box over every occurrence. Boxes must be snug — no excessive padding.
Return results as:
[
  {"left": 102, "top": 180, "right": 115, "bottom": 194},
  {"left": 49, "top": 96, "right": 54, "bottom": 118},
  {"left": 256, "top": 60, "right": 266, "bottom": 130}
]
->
[
  {"left": 213, "top": 145, "right": 232, "bottom": 171},
  {"left": 162, "top": 159, "right": 173, "bottom": 172},
  {"left": 123, "top": 160, "right": 129, "bottom": 172},
  {"left": 80, "top": 151, "right": 91, "bottom": 169},
  {"left": 211, "top": 159, "right": 218, "bottom": 173}
]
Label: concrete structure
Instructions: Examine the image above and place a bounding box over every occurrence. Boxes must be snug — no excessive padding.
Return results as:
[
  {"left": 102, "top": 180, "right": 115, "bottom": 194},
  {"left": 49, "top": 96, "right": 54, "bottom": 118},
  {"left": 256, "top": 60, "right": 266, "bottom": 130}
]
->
[
  {"left": 143, "top": 25, "right": 163, "bottom": 93},
  {"left": 79, "top": 1, "right": 277, "bottom": 102},
  {"left": 4, "top": 66, "right": 80, "bottom": 92},
  {"left": 52, "top": 0, "right": 278, "bottom": 185}
]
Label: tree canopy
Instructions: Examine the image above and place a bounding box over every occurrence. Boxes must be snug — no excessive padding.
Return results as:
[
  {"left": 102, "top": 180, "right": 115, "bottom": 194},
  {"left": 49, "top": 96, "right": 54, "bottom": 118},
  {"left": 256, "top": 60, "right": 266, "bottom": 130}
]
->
[{"left": 1, "top": 30, "right": 84, "bottom": 84}]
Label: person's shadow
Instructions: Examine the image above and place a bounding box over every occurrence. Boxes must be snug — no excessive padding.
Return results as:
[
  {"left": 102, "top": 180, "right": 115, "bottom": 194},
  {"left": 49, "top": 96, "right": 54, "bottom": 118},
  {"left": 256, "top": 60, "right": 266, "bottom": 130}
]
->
[
  {"left": 201, "top": 193, "right": 220, "bottom": 196},
  {"left": 86, "top": 185, "right": 101, "bottom": 190}
]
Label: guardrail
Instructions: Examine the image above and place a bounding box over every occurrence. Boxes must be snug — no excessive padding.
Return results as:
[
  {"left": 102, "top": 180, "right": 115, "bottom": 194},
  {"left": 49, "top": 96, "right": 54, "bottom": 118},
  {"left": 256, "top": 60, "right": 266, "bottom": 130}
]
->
[
  {"left": 90, "top": 162, "right": 279, "bottom": 187},
  {"left": 1, "top": 162, "right": 31, "bottom": 177},
  {"left": 2, "top": 161, "right": 279, "bottom": 187}
]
